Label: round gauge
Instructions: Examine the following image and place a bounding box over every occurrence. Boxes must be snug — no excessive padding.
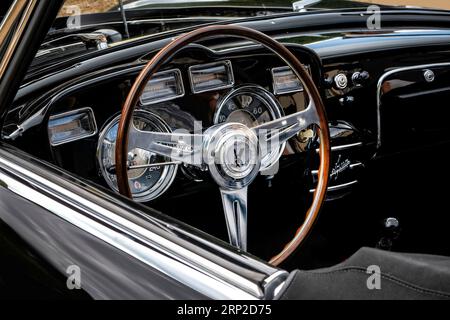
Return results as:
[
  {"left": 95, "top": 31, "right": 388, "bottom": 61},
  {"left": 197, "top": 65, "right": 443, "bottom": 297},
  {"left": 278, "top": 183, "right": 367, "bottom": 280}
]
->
[
  {"left": 97, "top": 110, "right": 178, "bottom": 202},
  {"left": 214, "top": 85, "right": 285, "bottom": 171}
]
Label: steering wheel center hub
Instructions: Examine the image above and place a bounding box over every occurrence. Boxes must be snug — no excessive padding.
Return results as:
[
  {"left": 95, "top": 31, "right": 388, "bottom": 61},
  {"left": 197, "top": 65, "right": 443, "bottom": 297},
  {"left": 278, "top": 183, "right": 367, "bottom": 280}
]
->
[
  {"left": 220, "top": 134, "right": 254, "bottom": 179},
  {"left": 204, "top": 123, "right": 260, "bottom": 189}
]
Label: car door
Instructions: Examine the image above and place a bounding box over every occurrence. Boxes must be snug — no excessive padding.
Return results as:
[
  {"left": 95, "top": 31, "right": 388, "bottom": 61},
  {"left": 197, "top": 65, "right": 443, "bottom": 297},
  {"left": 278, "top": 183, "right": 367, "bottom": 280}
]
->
[{"left": 0, "top": 0, "right": 286, "bottom": 300}]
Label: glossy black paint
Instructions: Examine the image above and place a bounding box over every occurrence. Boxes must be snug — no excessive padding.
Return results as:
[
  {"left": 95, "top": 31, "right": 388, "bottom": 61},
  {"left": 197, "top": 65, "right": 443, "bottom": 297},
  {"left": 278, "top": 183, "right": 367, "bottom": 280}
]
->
[
  {"left": 0, "top": 175, "right": 206, "bottom": 299},
  {"left": 0, "top": 219, "right": 90, "bottom": 299},
  {"left": 0, "top": 143, "right": 283, "bottom": 298}
]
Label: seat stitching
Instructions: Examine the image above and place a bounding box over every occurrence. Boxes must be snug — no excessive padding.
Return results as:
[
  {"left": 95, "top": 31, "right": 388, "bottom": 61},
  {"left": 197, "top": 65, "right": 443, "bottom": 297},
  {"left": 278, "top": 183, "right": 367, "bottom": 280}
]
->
[{"left": 298, "top": 267, "right": 450, "bottom": 299}]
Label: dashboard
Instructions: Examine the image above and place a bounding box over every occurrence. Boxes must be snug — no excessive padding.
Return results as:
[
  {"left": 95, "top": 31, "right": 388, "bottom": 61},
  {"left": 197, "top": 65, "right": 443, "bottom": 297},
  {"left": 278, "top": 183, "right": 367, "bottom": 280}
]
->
[
  {"left": 22, "top": 45, "right": 322, "bottom": 204},
  {"left": 8, "top": 25, "right": 450, "bottom": 213}
]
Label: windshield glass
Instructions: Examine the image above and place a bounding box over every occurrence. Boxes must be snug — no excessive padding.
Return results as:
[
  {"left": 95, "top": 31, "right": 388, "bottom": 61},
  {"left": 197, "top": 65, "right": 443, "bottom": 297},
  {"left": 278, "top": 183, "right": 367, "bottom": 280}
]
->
[
  {"left": 32, "top": 0, "right": 449, "bottom": 69},
  {"left": 57, "top": 0, "right": 450, "bottom": 16},
  {"left": 54, "top": 1, "right": 450, "bottom": 36}
]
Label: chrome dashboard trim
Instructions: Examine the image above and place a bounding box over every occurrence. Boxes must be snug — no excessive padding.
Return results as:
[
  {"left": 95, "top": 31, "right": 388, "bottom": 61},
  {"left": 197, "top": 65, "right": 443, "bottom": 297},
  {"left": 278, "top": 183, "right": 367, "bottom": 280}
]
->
[
  {"left": 188, "top": 60, "right": 235, "bottom": 94},
  {"left": 331, "top": 142, "right": 363, "bottom": 152},
  {"left": 48, "top": 107, "right": 98, "bottom": 146},
  {"left": 315, "top": 141, "right": 363, "bottom": 153},
  {"left": 376, "top": 62, "right": 450, "bottom": 148},
  {"left": 271, "top": 65, "right": 310, "bottom": 95},
  {"left": 6, "top": 65, "right": 145, "bottom": 141},
  {"left": 350, "top": 162, "right": 364, "bottom": 170},
  {"left": 309, "top": 180, "right": 358, "bottom": 193},
  {"left": 0, "top": 149, "right": 287, "bottom": 299},
  {"left": 327, "top": 180, "right": 358, "bottom": 191},
  {"left": 139, "top": 68, "right": 185, "bottom": 106},
  {"left": 271, "top": 66, "right": 304, "bottom": 95}
]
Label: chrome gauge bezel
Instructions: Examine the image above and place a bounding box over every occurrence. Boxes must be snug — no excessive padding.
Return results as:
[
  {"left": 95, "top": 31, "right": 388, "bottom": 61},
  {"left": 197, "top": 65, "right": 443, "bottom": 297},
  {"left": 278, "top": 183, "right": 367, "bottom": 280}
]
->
[
  {"left": 139, "top": 68, "right": 185, "bottom": 106},
  {"left": 48, "top": 107, "right": 98, "bottom": 146},
  {"left": 189, "top": 60, "right": 235, "bottom": 94},
  {"left": 214, "top": 85, "right": 286, "bottom": 172},
  {"left": 97, "top": 110, "right": 178, "bottom": 202}
]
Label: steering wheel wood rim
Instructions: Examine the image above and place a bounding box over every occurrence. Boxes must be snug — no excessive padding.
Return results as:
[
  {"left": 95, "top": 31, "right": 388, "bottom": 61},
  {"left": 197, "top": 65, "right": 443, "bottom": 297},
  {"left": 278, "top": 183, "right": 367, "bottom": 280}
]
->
[{"left": 115, "top": 25, "right": 330, "bottom": 266}]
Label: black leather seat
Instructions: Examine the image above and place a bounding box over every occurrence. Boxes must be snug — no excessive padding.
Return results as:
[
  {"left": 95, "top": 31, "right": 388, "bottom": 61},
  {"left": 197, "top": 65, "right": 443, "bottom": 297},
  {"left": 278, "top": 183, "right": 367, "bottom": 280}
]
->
[{"left": 279, "top": 247, "right": 450, "bottom": 300}]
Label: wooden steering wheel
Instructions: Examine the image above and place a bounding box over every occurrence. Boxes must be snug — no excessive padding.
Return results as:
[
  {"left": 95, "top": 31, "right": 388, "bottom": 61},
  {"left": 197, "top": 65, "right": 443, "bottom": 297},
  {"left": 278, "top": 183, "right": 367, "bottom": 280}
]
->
[{"left": 115, "top": 25, "right": 330, "bottom": 266}]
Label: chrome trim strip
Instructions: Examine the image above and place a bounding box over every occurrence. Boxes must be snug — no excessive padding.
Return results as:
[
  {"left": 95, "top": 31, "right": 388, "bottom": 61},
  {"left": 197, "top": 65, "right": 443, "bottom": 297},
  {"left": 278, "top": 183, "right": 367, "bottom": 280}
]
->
[
  {"left": 376, "top": 62, "right": 450, "bottom": 148},
  {"left": 310, "top": 180, "right": 358, "bottom": 193},
  {"left": 350, "top": 162, "right": 364, "bottom": 169},
  {"left": 331, "top": 142, "right": 363, "bottom": 151},
  {"left": 315, "top": 142, "right": 363, "bottom": 153},
  {"left": 0, "top": 152, "right": 286, "bottom": 299}
]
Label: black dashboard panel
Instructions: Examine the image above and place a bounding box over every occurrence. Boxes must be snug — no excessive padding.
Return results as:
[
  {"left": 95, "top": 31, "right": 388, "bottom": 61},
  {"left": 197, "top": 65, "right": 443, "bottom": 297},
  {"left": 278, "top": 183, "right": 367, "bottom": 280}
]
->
[
  {"left": 9, "top": 26, "right": 450, "bottom": 206},
  {"left": 378, "top": 63, "right": 450, "bottom": 151},
  {"left": 7, "top": 44, "right": 322, "bottom": 205}
]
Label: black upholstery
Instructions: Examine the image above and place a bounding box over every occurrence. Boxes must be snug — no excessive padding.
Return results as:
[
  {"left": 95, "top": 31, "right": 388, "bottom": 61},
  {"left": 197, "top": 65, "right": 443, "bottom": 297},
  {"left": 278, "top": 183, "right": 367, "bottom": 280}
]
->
[{"left": 280, "top": 247, "right": 450, "bottom": 300}]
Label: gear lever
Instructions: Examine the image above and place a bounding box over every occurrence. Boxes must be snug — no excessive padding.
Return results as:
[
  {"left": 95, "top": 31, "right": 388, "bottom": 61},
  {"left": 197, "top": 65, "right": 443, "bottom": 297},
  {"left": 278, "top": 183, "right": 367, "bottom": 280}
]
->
[{"left": 376, "top": 217, "right": 401, "bottom": 251}]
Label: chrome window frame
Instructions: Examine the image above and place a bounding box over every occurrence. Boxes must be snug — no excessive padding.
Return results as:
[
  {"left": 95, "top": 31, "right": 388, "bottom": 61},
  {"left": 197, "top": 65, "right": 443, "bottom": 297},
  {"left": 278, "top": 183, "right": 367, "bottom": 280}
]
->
[{"left": 0, "top": 0, "right": 38, "bottom": 79}]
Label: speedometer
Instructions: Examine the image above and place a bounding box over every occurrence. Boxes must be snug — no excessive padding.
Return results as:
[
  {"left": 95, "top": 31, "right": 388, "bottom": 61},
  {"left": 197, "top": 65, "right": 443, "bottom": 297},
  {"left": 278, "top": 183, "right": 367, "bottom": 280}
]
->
[
  {"left": 97, "top": 110, "right": 177, "bottom": 202},
  {"left": 214, "top": 85, "right": 285, "bottom": 171}
]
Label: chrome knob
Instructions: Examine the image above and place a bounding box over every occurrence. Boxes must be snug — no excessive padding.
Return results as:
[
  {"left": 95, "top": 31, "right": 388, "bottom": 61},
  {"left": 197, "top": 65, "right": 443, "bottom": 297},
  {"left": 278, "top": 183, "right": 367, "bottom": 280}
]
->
[
  {"left": 352, "top": 71, "right": 370, "bottom": 86},
  {"left": 384, "top": 217, "right": 400, "bottom": 229},
  {"left": 423, "top": 69, "right": 435, "bottom": 83},
  {"left": 334, "top": 73, "right": 348, "bottom": 90}
]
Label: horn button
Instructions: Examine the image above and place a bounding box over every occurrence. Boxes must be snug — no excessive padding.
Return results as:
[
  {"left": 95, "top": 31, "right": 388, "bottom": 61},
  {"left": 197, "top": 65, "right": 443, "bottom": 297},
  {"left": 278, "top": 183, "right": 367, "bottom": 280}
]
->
[{"left": 204, "top": 123, "right": 261, "bottom": 190}]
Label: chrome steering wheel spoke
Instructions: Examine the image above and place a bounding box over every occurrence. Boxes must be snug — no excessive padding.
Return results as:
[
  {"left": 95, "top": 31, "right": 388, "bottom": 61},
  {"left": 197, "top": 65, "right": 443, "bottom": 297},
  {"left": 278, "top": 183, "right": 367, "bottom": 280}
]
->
[
  {"left": 220, "top": 187, "right": 248, "bottom": 251},
  {"left": 253, "top": 99, "right": 319, "bottom": 159},
  {"left": 128, "top": 123, "right": 205, "bottom": 168}
]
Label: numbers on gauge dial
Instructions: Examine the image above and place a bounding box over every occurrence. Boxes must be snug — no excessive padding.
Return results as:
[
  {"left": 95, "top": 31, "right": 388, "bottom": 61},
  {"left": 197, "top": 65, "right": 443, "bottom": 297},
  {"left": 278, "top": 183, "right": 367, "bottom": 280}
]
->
[
  {"left": 217, "top": 93, "right": 273, "bottom": 128},
  {"left": 214, "top": 86, "right": 285, "bottom": 171}
]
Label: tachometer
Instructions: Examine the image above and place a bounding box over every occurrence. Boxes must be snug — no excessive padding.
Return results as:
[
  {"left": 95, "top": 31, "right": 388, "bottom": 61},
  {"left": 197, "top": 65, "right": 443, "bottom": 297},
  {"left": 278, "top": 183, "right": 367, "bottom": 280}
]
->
[
  {"left": 97, "top": 110, "right": 177, "bottom": 202},
  {"left": 214, "top": 85, "right": 285, "bottom": 171}
]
